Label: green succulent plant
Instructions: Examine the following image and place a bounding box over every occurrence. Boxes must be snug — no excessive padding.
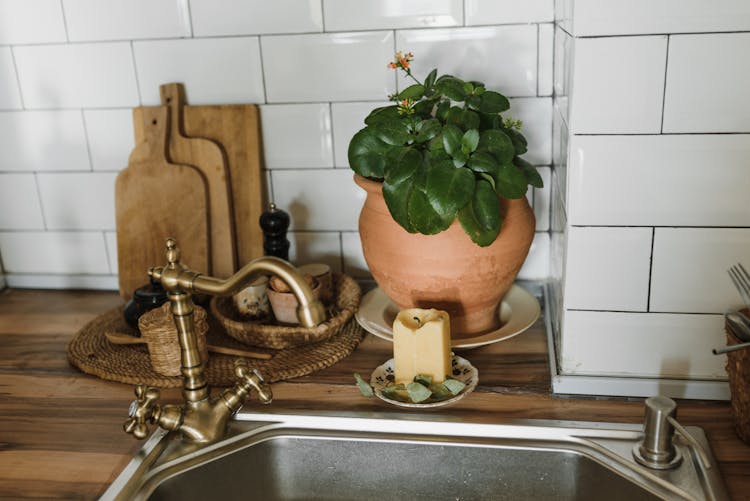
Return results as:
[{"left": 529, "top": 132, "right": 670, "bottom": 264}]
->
[{"left": 348, "top": 51, "right": 543, "bottom": 247}]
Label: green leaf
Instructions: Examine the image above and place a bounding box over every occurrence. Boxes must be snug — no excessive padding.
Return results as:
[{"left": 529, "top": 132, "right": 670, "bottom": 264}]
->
[
  {"left": 435, "top": 76, "right": 467, "bottom": 101},
  {"left": 381, "top": 384, "right": 410, "bottom": 402},
  {"left": 451, "top": 148, "right": 469, "bottom": 167},
  {"left": 414, "top": 118, "right": 441, "bottom": 143},
  {"left": 347, "top": 128, "right": 393, "bottom": 178},
  {"left": 467, "top": 151, "right": 498, "bottom": 173},
  {"left": 398, "top": 84, "right": 425, "bottom": 100},
  {"left": 364, "top": 105, "right": 399, "bottom": 126},
  {"left": 441, "top": 124, "right": 463, "bottom": 156},
  {"left": 382, "top": 148, "right": 422, "bottom": 232},
  {"left": 514, "top": 157, "right": 544, "bottom": 188},
  {"left": 478, "top": 112, "right": 501, "bottom": 130},
  {"left": 479, "top": 91, "right": 510, "bottom": 113},
  {"left": 408, "top": 186, "right": 446, "bottom": 235},
  {"left": 466, "top": 94, "right": 481, "bottom": 111},
  {"left": 446, "top": 107, "right": 480, "bottom": 131},
  {"left": 428, "top": 383, "right": 454, "bottom": 400},
  {"left": 478, "top": 129, "right": 514, "bottom": 164},
  {"left": 493, "top": 163, "right": 528, "bottom": 199},
  {"left": 353, "top": 373, "right": 373, "bottom": 397},
  {"left": 371, "top": 119, "right": 410, "bottom": 146},
  {"left": 443, "top": 378, "right": 466, "bottom": 395},
  {"left": 424, "top": 68, "right": 438, "bottom": 90},
  {"left": 413, "top": 99, "right": 437, "bottom": 118},
  {"left": 462, "top": 129, "right": 480, "bottom": 153},
  {"left": 458, "top": 179, "right": 502, "bottom": 247},
  {"left": 407, "top": 382, "right": 432, "bottom": 403},
  {"left": 425, "top": 161, "right": 475, "bottom": 227},
  {"left": 506, "top": 128, "right": 528, "bottom": 155},
  {"left": 414, "top": 374, "right": 432, "bottom": 386},
  {"left": 435, "top": 100, "right": 450, "bottom": 121}
]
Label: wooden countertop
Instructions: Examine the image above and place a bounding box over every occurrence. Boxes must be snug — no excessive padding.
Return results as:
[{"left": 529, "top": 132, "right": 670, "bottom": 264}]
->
[{"left": 1, "top": 288, "right": 748, "bottom": 500}]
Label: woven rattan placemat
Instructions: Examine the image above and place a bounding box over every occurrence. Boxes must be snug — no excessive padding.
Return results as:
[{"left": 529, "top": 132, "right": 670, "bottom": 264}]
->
[{"left": 67, "top": 305, "right": 366, "bottom": 388}]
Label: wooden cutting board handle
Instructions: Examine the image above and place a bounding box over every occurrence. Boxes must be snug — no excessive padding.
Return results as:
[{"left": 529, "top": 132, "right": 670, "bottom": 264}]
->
[
  {"left": 160, "top": 82, "right": 237, "bottom": 278},
  {"left": 116, "top": 106, "right": 210, "bottom": 300}
]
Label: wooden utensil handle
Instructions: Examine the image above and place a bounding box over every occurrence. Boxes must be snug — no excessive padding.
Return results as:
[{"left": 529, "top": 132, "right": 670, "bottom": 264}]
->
[
  {"left": 105, "top": 331, "right": 146, "bottom": 345},
  {"left": 206, "top": 344, "right": 273, "bottom": 360}
]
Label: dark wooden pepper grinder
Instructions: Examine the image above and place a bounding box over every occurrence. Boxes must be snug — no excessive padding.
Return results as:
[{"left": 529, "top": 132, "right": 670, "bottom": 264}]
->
[{"left": 259, "top": 203, "right": 290, "bottom": 260}]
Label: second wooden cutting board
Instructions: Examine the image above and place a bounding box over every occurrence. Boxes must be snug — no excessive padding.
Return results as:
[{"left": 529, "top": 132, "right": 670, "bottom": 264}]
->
[{"left": 160, "top": 83, "right": 237, "bottom": 277}]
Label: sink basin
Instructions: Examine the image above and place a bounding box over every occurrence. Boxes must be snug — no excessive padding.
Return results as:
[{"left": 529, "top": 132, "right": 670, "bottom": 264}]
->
[{"left": 102, "top": 411, "right": 728, "bottom": 501}]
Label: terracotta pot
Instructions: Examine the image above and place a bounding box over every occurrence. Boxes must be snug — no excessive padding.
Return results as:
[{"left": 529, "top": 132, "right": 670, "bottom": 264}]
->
[{"left": 355, "top": 174, "right": 535, "bottom": 338}]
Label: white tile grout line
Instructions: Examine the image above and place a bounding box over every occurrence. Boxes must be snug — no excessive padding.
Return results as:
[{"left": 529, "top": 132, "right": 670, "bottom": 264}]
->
[
  {"left": 59, "top": 0, "right": 70, "bottom": 42},
  {"left": 32, "top": 173, "right": 49, "bottom": 230},
  {"left": 257, "top": 36, "right": 269, "bottom": 105},
  {"left": 129, "top": 41, "right": 143, "bottom": 106},
  {"left": 536, "top": 24, "right": 541, "bottom": 97},
  {"left": 320, "top": 0, "right": 327, "bottom": 32},
  {"left": 8, "top": 46, "right": 25, "bottom": 109},
  {"left": 659, "top": 35, "right": 670, "bottom": 134},
  {"left": 0, "top": 26, "right": 746, "bottom": 49},
  {"left": 646, "top": 226, "right": 655, "bottom": 312},
  {"left": 79, "top": 109, "right": 95, "bottom": 171}
]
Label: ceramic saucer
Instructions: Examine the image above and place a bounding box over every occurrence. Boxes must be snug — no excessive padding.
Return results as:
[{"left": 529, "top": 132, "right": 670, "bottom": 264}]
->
[
  {"left": 355, "top": 284, "right": 541, "bottom": 349},
  {"left": 369, "top": 355, "right": 478, "bottom": 409}
]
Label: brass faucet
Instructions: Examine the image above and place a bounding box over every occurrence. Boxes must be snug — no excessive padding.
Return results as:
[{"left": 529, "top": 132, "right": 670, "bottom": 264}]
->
[{"left": 123, "top": 238, "right": 326, "bottom": 443}]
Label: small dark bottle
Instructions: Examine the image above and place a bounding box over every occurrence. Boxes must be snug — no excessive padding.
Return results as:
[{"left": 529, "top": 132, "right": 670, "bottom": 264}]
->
[
  {"left": 259, "top": 203, "right": 290, "bottom": 260},
  {"left": 123, "top": 277, "right": 168, "bottom": 333}
]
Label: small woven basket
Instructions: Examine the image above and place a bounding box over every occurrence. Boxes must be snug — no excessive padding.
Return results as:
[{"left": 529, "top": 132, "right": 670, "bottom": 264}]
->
[
  {"left": 210, "top": 273, "right": 361, "bottom": 350},
  {"left": 726, "top": 308, "right": 750, "bottom": 444},
  {"left": 138, "top": 302, "right": 209, "bottom": 376}
]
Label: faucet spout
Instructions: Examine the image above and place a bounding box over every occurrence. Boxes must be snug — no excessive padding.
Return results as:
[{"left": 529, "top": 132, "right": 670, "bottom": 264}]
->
[{"left": 125, "top": 238, "right": 326, "bottom": 444}]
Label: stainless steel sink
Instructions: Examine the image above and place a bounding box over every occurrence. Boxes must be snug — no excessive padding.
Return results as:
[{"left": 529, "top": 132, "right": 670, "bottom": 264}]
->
[{"left": 102, "top": 411, "right": 729, "bottom": 501}]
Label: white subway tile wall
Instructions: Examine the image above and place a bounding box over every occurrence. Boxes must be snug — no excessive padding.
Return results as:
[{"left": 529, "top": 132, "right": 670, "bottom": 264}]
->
[
  {"left": 260, "top": 104, "right": 333, "bottom": 169},
  {"left": 561, "top": 310, "right": 726, "bottom": 379},
  {"left": 83, "top": 109, "right": 136, "bottom": 171},
  {"left": 0, "top": 174, "right": 45, "bottom": 230},
  {"left": 568, "top": 134, "right": 750, "bottom": 226},
  {"left": 396, "top": 26, "right": 538, "bottom": 96},
  {"left": 0, "top": 111, "right": 90, "bottom": 172},
  {"left": 36, "top": 173, "right": 117, "bottom": 230},
  {"left": 564, "top": 227, "right": 652, "bottom": 312},
  {"left": 0, "top": 1, "right": 553, "bottom": 288},
  {"left": 62, "top": 0, "right": 191, "bottom": 42},
  {"left": 572, "top": 0, "right": 750, "bottom": 36},
  {"left": 0, "top": 0, "right": 67, "bottom": 45},
  {"left": 465, "top": 0, "right": 553, "bottom": 25},
  {"left": 14, "top": 43, "right": 140, "bottom": 109},
  {"left": 190, "top": 0, "right": 323, "bottom": 37},
  {"left": 569, "top": 36, "right": 667, "bottom": 134},
  {"left": 553, "top": 3, "right": 750, "bottom": 390},
  {"left": 133, "top": 38, "right": 265, "bottom": 105},
  {"left": 663, "top": 33, "right": 750, "bottom": 133},
  {"left": 650, "top": 228, "right": 750, "bottom": 314},
  {"left": 323, "top": 0, "right": 463, "bottom": 31}
]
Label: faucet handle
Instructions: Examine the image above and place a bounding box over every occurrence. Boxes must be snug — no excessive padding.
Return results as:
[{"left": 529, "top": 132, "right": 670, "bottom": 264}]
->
[
  {"left": 123, "top": 385, "right": 161, "bottom": 439},
  {"left": 234, "top": 360, "right": 273, "bottom": 404}
]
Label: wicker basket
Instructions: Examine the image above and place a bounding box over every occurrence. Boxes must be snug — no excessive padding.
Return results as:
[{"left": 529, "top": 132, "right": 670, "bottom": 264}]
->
[
  {"left": 139, "top": 302, "right": 209, "bottom": 376},
  {"left": 210, "top": 273, "right": 361, "bottom": 349},
  {"left": 726, "top": 308, "right": 750, "bottom": 444}
]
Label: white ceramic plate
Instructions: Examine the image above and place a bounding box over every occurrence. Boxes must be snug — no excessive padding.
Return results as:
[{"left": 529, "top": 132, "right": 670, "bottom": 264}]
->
[
  {"left": 369, "top": 355, "right": 478, "bottom": 409},
  {"left": 355, "top": 284, "right": 541, "bottom": 349}
]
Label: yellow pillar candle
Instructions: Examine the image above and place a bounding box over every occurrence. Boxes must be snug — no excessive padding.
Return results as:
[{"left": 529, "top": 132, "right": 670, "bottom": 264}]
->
[{"left": 393, "top": 308, "right": 452, "bottom": 384}]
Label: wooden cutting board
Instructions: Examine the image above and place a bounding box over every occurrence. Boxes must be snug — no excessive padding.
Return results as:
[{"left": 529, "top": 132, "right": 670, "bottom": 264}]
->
[
  {"left": 115, "top": 106, "right": 209, "bottom": 300},
  {"left": 182, "top": 103, "right": 266, "bottom": 266},
  {"left": 160, "top": 83, "right": 237, "bottom": 277}
]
